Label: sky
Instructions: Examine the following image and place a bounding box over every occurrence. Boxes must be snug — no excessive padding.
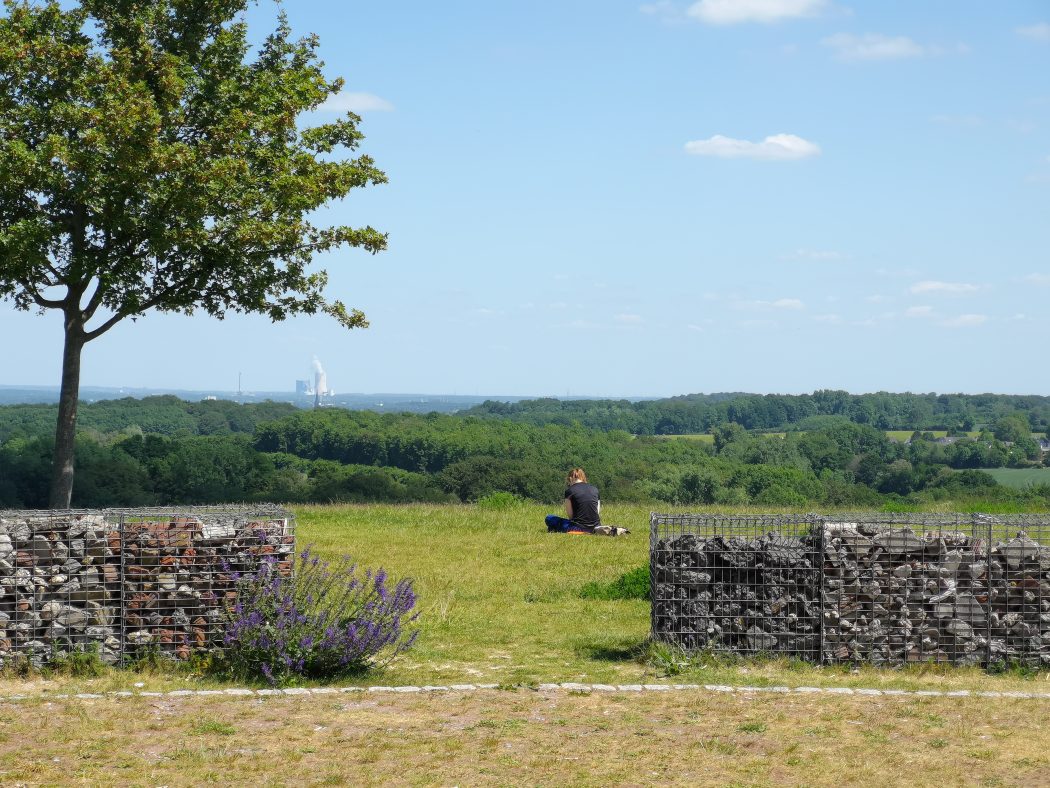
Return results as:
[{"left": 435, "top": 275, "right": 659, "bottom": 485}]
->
[{"left": 3, "top": 0, "right": 1050, "bottom": 398}]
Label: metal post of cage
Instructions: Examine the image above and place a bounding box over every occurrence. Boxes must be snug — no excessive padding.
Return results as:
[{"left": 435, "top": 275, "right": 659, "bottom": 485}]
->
[
  {"left": 117, "top": 511, "right": 127, "bottom": 666},
  {"left": 649, "top": 512, "right": 658, "bottom": 645}
]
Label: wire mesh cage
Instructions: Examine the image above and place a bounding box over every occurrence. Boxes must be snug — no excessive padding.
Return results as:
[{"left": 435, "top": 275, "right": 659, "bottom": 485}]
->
[
  {"left": 650, "top": 514, "right": 823, "bottom": 661},
  {"left": 651, "top": 512, "right": 1050, "bottom": 669},
  {"left": 0, "top": 505, "right": 295, "bottom": 668}
]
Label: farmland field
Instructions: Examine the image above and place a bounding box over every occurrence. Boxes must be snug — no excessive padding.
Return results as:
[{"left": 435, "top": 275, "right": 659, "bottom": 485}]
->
[{"left": 982, "top": 467, "right": 1050, "bottom": 489}]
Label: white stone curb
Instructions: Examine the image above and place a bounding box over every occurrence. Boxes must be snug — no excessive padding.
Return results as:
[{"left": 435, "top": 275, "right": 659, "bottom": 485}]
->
[{"left": 3, "top": 682, "right": 1049, "bottom": 704}]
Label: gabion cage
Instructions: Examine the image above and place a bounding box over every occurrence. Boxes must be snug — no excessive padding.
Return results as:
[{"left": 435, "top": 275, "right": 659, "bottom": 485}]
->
[
  {"left": 0, "top": 505, "right": 294, "bottom": 668},
  {"left": 651, "top": 513, "right": 1050, "bottom": 668}
]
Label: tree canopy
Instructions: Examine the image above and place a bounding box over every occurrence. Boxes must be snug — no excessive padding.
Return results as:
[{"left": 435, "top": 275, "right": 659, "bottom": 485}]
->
[{"left": 0, "top": 0, "right": 386, "bottom": 505}]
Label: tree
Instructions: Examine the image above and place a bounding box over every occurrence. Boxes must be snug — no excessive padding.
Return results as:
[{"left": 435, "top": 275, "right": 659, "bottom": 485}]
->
[
  {"left": 0, "top": 0, "right": 386, "bottom": 507},
  {"left": 992, "top": 414, "right": 1031, "bottom": 444}
]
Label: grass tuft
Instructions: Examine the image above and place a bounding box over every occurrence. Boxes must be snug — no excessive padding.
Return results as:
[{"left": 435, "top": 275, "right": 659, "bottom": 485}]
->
[{"left": 579, "top": 565, "right": 650, "bottom": 601}]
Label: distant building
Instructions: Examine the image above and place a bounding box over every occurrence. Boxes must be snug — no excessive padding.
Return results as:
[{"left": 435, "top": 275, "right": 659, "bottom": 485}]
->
[{"left": 295, "top": 379, "right": 312, "bottom": 396}]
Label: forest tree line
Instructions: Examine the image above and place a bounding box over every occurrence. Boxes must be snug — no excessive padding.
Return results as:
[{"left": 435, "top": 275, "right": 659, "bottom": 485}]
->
[
  {"left": 2, "top": 395, "right": 1050, "bottom": 509},
  {"left": 465, "top": 390, "right": 1050, "bottom": 435}
]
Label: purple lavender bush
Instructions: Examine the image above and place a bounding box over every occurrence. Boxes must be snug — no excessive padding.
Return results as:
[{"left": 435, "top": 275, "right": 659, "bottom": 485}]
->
[{"left": 223, "top": 547, "right": 418, "bottom": 685}]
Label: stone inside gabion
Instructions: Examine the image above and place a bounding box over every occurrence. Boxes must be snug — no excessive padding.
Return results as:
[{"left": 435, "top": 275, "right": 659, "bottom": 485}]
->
[
  {"left": 652, "top": 520, "right": 1050, "bottom": 667},
  {"left": 0, "top": 509, "right": 294, "bottom": 668}
]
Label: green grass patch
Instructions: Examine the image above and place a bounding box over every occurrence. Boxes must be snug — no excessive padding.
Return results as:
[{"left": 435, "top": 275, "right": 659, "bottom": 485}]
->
[
  {"left": 981, "top": 467, "right": 1050, "bottom": 489},
  {"left": 579, "top": 565, "right": 650, "bottom": 601}
]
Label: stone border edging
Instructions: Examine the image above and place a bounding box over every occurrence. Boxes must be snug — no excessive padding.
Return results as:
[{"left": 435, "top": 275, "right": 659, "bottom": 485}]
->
[{"left": 1, "top": 682, "right": 1049, "bottom": 703}]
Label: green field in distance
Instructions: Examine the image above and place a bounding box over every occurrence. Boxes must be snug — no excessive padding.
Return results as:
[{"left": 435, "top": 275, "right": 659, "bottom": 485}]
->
[{"left": 981, "top": 467, "right": 1050, "bottom": 489}]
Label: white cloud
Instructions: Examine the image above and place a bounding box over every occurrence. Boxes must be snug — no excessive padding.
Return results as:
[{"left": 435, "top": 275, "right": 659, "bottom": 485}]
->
[
  {"left": 909, "top": 280, "right": 979, "bottom": 295},
  {"left": 772, "top": 298, "right": 805, "bottom": 309},
  {"left": 615, "top": 313, "right": 644, "bottom": 324},
  {"left": 940, "top": 314, "right": 987, "bottom": 328},
  {"left": 317, "top": 92, "right": 394, "bottom": 113},
  {"left": 1017, "top": 23, "right": 1050, "bottom": 42},
  {"left": 905, "top": 305, "right": 935, "bottom": 318},
  {"left": 866, "top": 294, "right": 889, "bottom": 303},
  {"left": 685, "top": 133, "right": 820, "bottom": 160},
  {"left": 822, "top": 33, "right": 929, "bottom": 61},
  {"left": 687, "top": 0, "right": 826, "bottom": 25},
  {"left": 1024, "top": 273, "right": 1050, "bottom": 286},
  {"left": 813, "top": 313, "right": 841, "bottom": 323}
]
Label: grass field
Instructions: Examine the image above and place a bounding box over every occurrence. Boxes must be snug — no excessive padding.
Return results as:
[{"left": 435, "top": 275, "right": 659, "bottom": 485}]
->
[
  {"left": 2, "top": 690, "right": 1049, "bottom": 786},
  {"left": 982, "top": 467, "right": 1050, "bottom": 489},
  {"left": 3, "top": 502, "right": 1050, "bottom": 785}
]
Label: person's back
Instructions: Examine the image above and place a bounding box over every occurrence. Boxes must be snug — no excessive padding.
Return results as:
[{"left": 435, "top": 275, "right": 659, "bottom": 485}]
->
[
  {"left": 545, "top": 467, "right": 602, "bottom": 533},
  {"left": 565, "top": 481, "right": 601, "bottom": 527}
]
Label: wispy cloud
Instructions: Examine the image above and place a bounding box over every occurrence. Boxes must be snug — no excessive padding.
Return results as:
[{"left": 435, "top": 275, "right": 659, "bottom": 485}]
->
[
  {"left": 930, "top": 114, "right": 984, "bottom": 127},
  {"left": 737, "top": 297, "right": 805, "bottom": 310},
  {"left": 1023, "top": 273, "right": 1050, "bottom": 286},
  {"left": 685, "top": 133, "right": 821, "bottom": 160},
  {"left": 822, "top": 33, "right": 963, "bottom": 61},
  {"left": 909, "top": 280, "right": 979, "bottom": 295},
  {"left": 940, "top": 314, "right": 987, "bottom": 328},
  {"left": 1016, "top": 23, "right": 1050, "bottom": 42},
  {"left": 813, "top": 313, "right": 841, "bottom": 324},
  {"left": 615, "top": 313, "right": 644, "bottom": 324},
  {"left": 905, "top": 305, "right": 935, "bottom": 318},
  {"left": 783, "top": 248, "right": 846, "bottom": 261},
  {"left": 317, "top": 92, "right": 394, "bottom": 113},
  {"left": 639, "top": 1, "right": 683, "bottom": 21},
  {"left": 687, "top": 0, "right": 827, "bottom": 25}
]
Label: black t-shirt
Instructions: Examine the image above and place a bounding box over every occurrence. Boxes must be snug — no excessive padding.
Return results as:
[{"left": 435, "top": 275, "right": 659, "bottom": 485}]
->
[{"left": 565, "top": 482, "right": 601, "bottom": 526}]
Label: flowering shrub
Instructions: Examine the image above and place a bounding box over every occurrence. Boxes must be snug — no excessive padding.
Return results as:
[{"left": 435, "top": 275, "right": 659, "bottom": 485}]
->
[{"left": 223, "top": 547, "right": 418, "bottom": 685}]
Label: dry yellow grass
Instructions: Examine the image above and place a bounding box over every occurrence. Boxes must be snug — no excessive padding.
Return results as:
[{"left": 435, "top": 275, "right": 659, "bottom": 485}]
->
[{"left": 1, "top": 689, "right": 1049, "bottom": 786}]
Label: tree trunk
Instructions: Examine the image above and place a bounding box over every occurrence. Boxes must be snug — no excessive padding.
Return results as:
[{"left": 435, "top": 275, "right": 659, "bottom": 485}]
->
[{"left": 49, "top": 316, "right": 85, "bottom": 509}]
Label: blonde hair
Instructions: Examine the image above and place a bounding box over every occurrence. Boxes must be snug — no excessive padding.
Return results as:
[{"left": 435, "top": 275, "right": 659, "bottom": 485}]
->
[{"left": 567, "top": 468, "right": 588, "bottom": 484}]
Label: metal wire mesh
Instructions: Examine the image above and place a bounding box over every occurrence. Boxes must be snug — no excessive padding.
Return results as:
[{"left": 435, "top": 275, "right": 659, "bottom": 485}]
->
[
  {"left": 651, "top": 512, "right": 1050, "bottom": 668},
  {"left": 0, "top": 506, "right": 295, "bottom": 668}
]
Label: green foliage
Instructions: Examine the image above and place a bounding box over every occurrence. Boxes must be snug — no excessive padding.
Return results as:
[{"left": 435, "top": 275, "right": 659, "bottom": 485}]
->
[
  {"left": 0, "top": 0, "right": 386, "bottom": 504},
  {"left": 465, "top": 391, "right": 1050, "bottom": 435},
  {"left": 475, "top": 491, "right": 528, "bottom": 510},
  {"left": 5, "top": 393, "right": 1050, "bottom": 509},
  {"left": 580, "top": 565, "right": 650, "bottom": 601},
  {"left": 44, "top": 644, "right": 107, "bottom": 678}
]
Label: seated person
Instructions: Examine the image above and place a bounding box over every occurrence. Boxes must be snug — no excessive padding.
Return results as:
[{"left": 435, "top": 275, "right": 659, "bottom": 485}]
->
[{"left": 545, "top": 468, "right": 601, "bottom": 534}]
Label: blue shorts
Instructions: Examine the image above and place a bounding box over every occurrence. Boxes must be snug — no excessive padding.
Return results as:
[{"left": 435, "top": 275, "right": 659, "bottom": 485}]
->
[{"left": 545, "top": 515, "right": 594, "bottom": 534}]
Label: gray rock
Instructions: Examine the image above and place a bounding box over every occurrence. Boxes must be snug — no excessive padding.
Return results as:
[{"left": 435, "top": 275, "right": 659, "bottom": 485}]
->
[
  {"left": 945, "top": 619, "right": 973, "bottom": 639},
  {"left": 57, "top": 577, "right": 81, "bottom": 595},
  {"left": 1002, "top": 536, "right": 1042, "bottom": 569},
  {"left": 874, "top": 529, "right": 925, "bottom": 555},
  {"left": 29, "top": 536, "right": 52, "bottom": 558},
  {"left": 55, "top": 607, "right": 90, "bottom": 629}
]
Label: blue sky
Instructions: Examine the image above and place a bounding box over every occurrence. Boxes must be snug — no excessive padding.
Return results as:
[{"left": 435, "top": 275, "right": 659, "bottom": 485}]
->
[{"left": 3, "top": 0, "right": 1050, "bottom": 397}]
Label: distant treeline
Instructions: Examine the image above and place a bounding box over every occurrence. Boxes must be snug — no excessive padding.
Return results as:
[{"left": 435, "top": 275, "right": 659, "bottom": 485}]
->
[
  {"left": 464, "top": 391, "right": 1050, "bottom": 434},
  {"left": 0, "top": 396, "right": 298, "bottom": 443},
  {"left": 2, "top": 397, "right": 1050, "bottom": 510}
]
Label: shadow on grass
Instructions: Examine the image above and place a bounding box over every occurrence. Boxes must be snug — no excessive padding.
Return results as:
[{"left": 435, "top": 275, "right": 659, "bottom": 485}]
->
[{"left": 574, "top": 637, "right": 648, "bottom": 663}]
